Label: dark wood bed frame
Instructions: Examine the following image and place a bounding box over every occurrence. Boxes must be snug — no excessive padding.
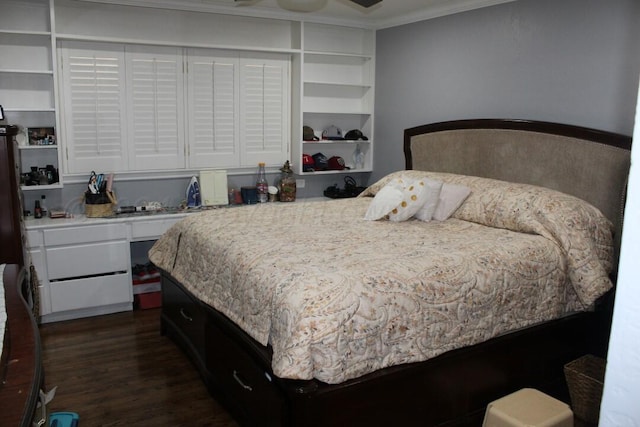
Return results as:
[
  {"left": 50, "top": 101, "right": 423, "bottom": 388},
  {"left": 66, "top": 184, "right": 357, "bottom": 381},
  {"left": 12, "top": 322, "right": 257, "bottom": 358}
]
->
[{"left": 160, "top": 119, "right": 632, "bottom": 426}]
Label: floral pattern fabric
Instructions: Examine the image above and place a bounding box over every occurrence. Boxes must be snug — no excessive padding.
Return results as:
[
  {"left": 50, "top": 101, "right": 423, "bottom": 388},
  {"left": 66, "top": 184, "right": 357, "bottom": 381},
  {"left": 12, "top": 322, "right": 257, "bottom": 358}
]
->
[{"left": 149, "top": 173, "right": 613, "bottom": 384}]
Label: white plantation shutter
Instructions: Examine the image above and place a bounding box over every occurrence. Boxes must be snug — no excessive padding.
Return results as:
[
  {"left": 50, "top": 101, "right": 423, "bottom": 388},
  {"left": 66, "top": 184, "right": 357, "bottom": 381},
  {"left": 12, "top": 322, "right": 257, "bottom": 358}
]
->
[
  {"left": 59, "top": 42, "right": 127, "bottom": 173},
  {"left": 239, "top": 54, "right": 289, "bottom": 166},
  {"left": 59, "top": 43, "right": 291, "bottom": 174},
  {"left": 187, "top": 49, "right": 239, "bottom": 168},
  {"left": 126, "top": 46, "right": 185, "bottom": 171}
]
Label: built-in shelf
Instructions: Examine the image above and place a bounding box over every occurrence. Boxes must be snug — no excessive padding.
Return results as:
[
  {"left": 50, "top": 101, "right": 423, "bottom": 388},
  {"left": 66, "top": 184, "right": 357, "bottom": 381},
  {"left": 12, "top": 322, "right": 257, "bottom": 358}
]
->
[
  {"left": 21, "top": 183, "right": 63, "bottom": 191},
  {"left": 2, "top": 108, "right": 56, "bottom": 112},
  {"left": 304, "top": 51, "right": 373, "bottom": 60},
  {"left": 18, "top": 145, "right": 58, "bottom": 150},
  {"left": 303, "top": 140, "right": 371, "bottom": 145},
  {"left": 0, "top": 69, "right": 53, "bottom": 74}
]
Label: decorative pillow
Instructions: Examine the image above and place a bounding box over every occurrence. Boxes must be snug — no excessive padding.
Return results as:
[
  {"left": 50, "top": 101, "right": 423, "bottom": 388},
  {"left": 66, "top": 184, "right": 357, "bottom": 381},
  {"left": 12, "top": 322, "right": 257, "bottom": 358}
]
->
[
  {"left": 363, "top": 179, "right": 404, "bottom": 220},
  {"left": 387, "top": 177, "right": 433, "bottom": 222},
  {"left": 432, "top": 183, "right": 471, "bottom": 221},
  {"left": 359, "top": 170, "right": 435, "bottom": 198},
  {"left": 413, "top": 178, "right": 444, "bottom": 221},
  {"left": 364, "top": 176, "right": 433, "bottom": 222}
]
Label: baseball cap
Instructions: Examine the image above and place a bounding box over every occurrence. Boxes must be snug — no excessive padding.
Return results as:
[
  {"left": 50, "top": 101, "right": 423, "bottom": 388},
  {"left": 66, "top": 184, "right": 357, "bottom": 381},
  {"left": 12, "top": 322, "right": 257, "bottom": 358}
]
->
[
  {"left": 322, "top": 125, "right": 344, "bottom": 140},
  {"left": 328, "top": 156, "right": 349, "bottom": 170},
  {"left": 302, "top": 153, "right": 315, "bottom": 172},
  {"left": 344, "top": 129, "right": 368, "bottom": 141},
  {"left": 303, "top": 125, "right": 319, "bottom": 141},
  {"left": 312, "top": 152, "right": 329, "bottom": 170}
]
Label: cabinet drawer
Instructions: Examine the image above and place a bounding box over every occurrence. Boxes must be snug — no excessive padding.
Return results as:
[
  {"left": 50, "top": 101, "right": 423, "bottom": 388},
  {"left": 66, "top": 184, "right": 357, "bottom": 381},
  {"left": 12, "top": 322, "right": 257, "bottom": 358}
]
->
[
  {"left": 131, "top": 217, "right": 182, "bottom": 241},
  {"left": 46, "top": 240, "right": 129, "bottom": 280},
  {"left": 26, "top": 229, "right": 43, "bottom": 248},
  {"left": 44, "top": 224, "right": 127, "bottom": 246},
  {"left": 205, "top": 318, "right": 286, "bottom": 427},
  {"left": 162, "top": 275, "right": 206, "bottom": 361},
  {"left": 49, "top": 273, "right": 131, "bottom": 312}
]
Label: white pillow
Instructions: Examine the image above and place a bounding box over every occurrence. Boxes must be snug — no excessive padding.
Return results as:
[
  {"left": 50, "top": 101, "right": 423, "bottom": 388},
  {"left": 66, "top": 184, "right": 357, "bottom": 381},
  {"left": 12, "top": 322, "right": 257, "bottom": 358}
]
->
[
  {"left": 365, "top": 176, "right": 436, "bottom": 222},
  {"left": 364, "top": 180, "right": 404, "bottom": 220},
  {"left": 414, "top": 178, "right": 444, "bottom": 222},
  {"left": 387, "top": 177, "right": 433, "bottom": 222},
  {"left": 432, "top": 183, "right": 472, "bottom": 221}
]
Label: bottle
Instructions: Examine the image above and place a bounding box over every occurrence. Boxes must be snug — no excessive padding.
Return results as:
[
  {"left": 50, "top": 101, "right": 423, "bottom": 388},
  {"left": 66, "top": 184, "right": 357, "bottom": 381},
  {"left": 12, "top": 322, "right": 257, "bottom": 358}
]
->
[
  {"left": 278, "top": 160, "right": 296, "bottom": 202},
  {"left": 256, "top": 162, "right": 268, "bottom": 203},
  {"left": 34, "top": 200, "right": 43, "bottom": 219},
  {"left": 353, "top": 143, "right": 365, "bottom": 170},
  {"left": 40, "top": 195, "right": 48, "bottom": 217}
]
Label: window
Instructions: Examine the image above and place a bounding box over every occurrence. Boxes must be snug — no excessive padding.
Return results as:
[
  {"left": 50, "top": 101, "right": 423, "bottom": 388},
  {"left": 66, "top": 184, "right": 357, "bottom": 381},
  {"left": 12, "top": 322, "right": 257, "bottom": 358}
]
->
[{"left": 59, "top": 41, "right": 290, "bottom": 175}]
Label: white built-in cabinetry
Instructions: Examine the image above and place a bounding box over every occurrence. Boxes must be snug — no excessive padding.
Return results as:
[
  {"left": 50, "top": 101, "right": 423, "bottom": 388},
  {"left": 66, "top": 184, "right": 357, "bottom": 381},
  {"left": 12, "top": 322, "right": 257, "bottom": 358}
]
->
[
  {"left": 2, "top": 1, "right": 375, "bottom": 179},
  {"left": 293, "top": 22, "right": 375, "bottom": 175},
  {"left": 0, "top": 0, "right": 63, "bottom": 190},
  {"left": 26, "top": 214, "right": 185, "bottom": 323}
]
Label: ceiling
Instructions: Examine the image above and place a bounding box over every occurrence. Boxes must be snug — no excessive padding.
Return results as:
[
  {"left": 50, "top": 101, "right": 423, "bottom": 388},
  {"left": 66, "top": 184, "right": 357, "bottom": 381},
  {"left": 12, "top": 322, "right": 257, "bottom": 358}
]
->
[{"left": 80, "top": 0, "right": 517, "bottom": 29}]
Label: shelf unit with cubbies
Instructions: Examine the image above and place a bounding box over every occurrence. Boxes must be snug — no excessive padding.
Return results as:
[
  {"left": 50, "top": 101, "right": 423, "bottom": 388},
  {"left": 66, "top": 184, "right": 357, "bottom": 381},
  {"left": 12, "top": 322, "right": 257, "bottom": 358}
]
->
[
  {"left": 0, "top": 0, "right": 62, "bottom": 189},
  {"left": 294, "top": 22, "right": 375, "bottom": 175}
]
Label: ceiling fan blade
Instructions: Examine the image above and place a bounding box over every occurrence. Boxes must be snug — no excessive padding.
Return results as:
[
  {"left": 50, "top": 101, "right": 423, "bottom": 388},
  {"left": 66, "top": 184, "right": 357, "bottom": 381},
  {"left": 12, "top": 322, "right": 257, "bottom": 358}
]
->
[{"left": 349, "top": 0, "right": 382, "bottom": 7}]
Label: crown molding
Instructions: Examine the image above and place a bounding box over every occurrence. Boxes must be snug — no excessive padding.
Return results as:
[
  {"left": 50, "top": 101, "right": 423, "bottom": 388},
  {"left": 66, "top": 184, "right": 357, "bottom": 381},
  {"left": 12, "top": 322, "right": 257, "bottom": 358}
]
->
[
  {"left": 68, "top": 0, "right": 518, "bottom": 30},
  {"left": 373, "top": 0, "right": 517, "bottom": 29}
]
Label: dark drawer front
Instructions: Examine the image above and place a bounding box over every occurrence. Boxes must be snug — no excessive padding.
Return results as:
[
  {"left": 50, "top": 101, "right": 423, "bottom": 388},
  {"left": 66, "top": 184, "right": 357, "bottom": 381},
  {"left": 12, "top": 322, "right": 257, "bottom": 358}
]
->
[
  {"left": 205, "top": 320, "right": 287, "bottom": 427},
  {"left": 162, "top": 276, "right": 206, "bottom": 361}
]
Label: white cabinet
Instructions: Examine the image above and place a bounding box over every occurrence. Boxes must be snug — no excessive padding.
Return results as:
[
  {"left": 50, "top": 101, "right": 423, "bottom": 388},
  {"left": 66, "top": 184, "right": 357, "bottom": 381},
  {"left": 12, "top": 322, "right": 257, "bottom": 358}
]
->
[
  {"left": 25, "top": 213, "right": 190, "bottom": 323},
  {"left": 28, "top": 222, "right": 133, "bottom": 323},
  {"left": 293, "top": 23, "right": 375, "bottom": 175}
]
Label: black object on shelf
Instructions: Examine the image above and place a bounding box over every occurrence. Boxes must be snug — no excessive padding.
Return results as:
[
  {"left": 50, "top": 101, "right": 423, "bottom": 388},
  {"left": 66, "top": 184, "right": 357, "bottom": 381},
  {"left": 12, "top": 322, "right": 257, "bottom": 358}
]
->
[{"left": 324, "top": 176, "right": 366, "bottom": 199}]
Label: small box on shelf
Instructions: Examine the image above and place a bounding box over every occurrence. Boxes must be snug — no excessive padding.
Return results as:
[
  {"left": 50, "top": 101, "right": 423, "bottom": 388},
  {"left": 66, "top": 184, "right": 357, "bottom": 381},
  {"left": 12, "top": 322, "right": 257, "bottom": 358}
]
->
[{"left": 132, "top": 262, "right": 162, "bottom": 310}]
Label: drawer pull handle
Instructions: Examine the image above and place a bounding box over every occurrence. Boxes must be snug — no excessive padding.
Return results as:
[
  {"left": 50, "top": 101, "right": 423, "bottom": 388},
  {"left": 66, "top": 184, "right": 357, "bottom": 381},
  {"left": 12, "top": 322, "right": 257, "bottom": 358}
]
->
[
  {"left": 233, "top": 370, "right": 253, "bottom": 392},
  {"left": 179, "top": 308, "right": 193, "bottom": 322}
]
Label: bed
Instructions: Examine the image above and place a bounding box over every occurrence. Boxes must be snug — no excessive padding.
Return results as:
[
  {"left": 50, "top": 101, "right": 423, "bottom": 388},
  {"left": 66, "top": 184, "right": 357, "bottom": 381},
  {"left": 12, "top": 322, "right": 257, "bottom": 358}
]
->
[{"left": 150, "top": 119, "right": 632, "bottom": 426}]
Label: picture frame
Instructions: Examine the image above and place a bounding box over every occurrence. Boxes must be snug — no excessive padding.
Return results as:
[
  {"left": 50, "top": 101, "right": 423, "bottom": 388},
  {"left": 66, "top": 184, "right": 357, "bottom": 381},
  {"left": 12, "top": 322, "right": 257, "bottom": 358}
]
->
[{"left": 27, "top": 127, "right": 56, "bottom": 146}]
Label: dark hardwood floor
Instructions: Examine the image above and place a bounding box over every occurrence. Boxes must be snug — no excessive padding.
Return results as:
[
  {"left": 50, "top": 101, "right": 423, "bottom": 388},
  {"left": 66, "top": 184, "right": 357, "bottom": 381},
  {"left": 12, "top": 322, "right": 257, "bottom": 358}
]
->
[{"left": 40, "top": 308, "right": 239, "bottom": 427}]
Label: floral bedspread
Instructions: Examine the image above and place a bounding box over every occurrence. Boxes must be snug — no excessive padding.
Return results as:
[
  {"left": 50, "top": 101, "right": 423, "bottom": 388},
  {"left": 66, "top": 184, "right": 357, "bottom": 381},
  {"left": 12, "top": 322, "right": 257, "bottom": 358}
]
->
[{"left": 149, "top": 172, "right": 613, "bottom": 384}]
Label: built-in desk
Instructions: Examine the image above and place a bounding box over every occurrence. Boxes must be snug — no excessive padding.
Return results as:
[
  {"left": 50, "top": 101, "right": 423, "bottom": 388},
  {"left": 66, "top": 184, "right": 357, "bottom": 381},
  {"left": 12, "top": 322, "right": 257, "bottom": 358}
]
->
[{"left": 25, "top": 211, "right": 192, "bottom": 323}]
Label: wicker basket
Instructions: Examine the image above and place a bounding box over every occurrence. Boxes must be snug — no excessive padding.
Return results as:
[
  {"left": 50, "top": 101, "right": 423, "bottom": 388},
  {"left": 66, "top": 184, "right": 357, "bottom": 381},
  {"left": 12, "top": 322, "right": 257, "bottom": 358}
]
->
[
  {"left": 564, "top": 354, "right": 606, "bottom": 423},
  {"left": 84, "top": 191, "right": 117, "bottom": 218}
]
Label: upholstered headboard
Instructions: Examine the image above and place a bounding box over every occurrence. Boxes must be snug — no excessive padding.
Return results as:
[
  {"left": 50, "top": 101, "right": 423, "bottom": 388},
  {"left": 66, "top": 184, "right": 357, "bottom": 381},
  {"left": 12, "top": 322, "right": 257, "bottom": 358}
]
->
[{"left": 404, "top": 119, "right": 632, "bottom": 238}]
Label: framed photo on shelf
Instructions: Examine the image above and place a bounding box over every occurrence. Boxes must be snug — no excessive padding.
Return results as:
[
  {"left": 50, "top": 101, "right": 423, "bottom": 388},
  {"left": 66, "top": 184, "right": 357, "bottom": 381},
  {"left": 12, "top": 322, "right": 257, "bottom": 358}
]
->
[{"left": 27, "top": 127, "right": 56, "bottom": 146}]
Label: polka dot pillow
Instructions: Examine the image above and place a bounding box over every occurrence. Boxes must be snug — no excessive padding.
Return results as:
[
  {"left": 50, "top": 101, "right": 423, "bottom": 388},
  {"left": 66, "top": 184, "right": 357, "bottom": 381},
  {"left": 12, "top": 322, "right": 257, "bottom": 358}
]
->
[{"left": 364, "top": 176, "right": 434, "bottom": 222}]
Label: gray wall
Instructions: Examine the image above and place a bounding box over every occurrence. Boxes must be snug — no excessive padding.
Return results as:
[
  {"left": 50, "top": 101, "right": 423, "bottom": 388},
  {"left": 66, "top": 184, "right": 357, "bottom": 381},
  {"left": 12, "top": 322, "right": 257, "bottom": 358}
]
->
[{"left": 373, "top": 0, "right": 640, "bottom": 181}]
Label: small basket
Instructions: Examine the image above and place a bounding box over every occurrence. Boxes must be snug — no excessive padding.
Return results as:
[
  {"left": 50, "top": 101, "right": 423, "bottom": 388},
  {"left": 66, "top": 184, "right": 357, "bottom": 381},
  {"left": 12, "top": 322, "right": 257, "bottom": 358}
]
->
[
  {"left": 564, "top": 354, "right": 606, "bottom": 423},
  {"left": 84, "top": 191, "right": 117, "bottom": 218}
]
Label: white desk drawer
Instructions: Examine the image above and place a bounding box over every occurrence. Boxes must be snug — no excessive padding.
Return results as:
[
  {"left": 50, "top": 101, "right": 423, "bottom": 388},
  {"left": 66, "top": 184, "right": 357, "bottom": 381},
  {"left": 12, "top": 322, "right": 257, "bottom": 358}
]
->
[
  {"left": 46, "top": 240, "right": 129, "bottom": 280},
  {"left": 49, "top": 273, "right": 132, "bottom": 312},
  {"left": 130, "top": 218, "right": 183, "bottom": 241},
  {"left": 44, "top": 224, "right": 127, "bottom": 246}
]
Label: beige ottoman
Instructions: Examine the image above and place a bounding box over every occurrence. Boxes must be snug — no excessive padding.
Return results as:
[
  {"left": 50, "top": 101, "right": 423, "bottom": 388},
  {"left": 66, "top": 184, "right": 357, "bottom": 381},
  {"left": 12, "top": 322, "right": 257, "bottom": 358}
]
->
[{"left": 483, "top": 388, "right": 573, "bottom": 427}]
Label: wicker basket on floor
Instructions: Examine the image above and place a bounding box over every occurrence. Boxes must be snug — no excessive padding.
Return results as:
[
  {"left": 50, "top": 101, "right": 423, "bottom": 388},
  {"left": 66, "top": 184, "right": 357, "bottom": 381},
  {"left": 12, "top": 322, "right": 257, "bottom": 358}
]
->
[
  {"left": 564, "top": 354, "right": 606, "bottom": 424},
  {"left": 84, "top": 191, "right": 117, "bottom": 218}
]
